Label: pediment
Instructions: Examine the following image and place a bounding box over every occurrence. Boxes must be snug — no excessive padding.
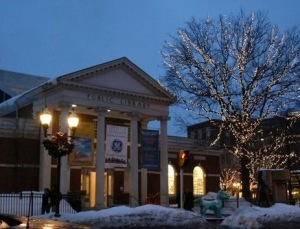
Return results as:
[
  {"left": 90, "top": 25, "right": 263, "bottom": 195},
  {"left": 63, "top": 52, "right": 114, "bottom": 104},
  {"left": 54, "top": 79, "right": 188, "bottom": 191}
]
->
[
  {"left": 77, "top": 67, "right": 154, "bottom": 95},
  {"left": 0, "top": 57, "right": 176, "bottom": 117},
  {"left": 57, "top": 57, "right": 175, "bottom": 102}
]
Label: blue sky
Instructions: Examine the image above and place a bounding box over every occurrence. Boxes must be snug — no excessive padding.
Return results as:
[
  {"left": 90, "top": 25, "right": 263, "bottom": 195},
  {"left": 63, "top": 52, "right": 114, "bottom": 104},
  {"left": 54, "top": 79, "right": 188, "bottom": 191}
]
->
[{"left": 1, "top": 0, "right": 300, "bottom": 136}]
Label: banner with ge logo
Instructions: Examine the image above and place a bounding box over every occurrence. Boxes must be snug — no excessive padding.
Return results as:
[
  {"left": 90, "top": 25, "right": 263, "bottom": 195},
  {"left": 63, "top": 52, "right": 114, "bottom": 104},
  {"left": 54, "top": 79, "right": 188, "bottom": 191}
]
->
[{"left": 105, "top": 125, "right": 128, "bottom": 168}]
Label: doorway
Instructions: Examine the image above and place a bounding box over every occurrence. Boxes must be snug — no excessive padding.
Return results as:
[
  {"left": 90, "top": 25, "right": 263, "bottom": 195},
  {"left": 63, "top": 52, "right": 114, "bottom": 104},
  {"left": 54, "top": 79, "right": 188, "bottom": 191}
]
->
[{"left": 81, "top": 168, "right": 113, "bottom": 208}]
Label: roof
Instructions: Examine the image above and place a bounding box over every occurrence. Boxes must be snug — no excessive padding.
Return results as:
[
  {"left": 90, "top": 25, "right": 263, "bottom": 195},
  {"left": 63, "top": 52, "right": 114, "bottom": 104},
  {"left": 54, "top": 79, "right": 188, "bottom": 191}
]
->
[
  {"left": 55, "top": 57, "right": 176, "bottom": 101},
  {"left": 0, "top": 69, "right": 49, "bottom": 97},
  {"left": 0, "top": 57, "right": 176, "bottom": 116}
]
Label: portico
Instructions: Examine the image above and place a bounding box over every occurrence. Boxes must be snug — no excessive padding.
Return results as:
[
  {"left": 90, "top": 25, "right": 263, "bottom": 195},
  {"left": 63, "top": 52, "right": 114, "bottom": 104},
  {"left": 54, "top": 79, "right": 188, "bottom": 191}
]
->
[{"left": 33, "top": 57, "right": 176, "bottom": 208}]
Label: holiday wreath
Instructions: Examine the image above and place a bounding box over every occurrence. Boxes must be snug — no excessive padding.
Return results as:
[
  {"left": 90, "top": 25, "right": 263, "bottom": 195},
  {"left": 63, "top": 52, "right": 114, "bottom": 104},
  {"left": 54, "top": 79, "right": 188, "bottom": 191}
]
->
[{"left": 42, "top": 132, "right": 74, "bottom": 158}]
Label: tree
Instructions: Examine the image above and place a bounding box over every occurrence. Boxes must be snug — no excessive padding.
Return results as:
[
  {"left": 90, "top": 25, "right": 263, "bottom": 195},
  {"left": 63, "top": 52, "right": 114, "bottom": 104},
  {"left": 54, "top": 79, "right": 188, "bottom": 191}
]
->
[
  {"left": 220, "top": 167, "right": 240, "bottom": 190},
  {"left": 160, "top": 10, "right": 300, "bottom": 199}
]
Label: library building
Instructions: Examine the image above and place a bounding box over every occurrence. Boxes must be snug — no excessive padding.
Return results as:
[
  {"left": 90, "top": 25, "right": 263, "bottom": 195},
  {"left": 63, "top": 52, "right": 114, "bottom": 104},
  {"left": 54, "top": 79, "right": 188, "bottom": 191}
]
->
[{"left": 0, "top": 57, "right": 221, "bottom": 208}]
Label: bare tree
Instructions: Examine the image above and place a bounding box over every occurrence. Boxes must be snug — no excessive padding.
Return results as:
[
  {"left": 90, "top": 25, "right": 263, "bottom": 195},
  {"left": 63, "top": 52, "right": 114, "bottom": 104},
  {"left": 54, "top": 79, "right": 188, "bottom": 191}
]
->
[
  {"left": 220, "top": 168, "right": 240, "bottom": 190},
  {"left": 161, "top": 10, "right": 300, "bottom": 199},
  {"left": 246, "top": 116, "right": 300, "bottom": 182}
]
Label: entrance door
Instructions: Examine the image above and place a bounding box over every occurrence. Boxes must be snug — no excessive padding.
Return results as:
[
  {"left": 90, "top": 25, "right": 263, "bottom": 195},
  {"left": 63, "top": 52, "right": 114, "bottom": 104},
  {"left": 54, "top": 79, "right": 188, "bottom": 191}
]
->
[
  {"left": 80, "top": 168, "right": 96, "bottom": 208},
  {"left": 106, "top": 170, "right": 114, "bottom": 207},
  {"left": 81, "top": 168, "right": 113, "bottom": 208}
]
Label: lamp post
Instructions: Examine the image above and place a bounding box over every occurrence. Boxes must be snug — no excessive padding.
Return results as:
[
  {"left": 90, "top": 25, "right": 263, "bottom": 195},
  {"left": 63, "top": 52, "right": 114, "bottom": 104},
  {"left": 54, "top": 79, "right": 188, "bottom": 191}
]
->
[
  {"left": 40, "top": 105, "right": 79, "bottom": 217},
  {"left": 233, "top": 182, "right": 240, "bottom": 208},
  {"left": 178, "top": 150, "right": 190, "bottom": 209}
]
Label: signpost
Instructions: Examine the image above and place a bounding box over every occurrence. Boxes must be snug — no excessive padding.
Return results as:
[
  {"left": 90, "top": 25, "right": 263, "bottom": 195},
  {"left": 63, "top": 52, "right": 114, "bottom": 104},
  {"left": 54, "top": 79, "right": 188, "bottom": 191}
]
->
[{"left": 178, "top": 150, "right": 190, "bottom": 209}]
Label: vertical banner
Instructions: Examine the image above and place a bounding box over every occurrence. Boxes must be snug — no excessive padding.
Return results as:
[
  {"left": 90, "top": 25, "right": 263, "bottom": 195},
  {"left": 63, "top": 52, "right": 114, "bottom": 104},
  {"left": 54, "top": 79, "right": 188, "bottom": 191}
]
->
[
  {"left": 105, "top": 125, "right": 128, "bottom": 168},
  {"left": 141, "top": 129, "right": 159, "bottom": 169}
]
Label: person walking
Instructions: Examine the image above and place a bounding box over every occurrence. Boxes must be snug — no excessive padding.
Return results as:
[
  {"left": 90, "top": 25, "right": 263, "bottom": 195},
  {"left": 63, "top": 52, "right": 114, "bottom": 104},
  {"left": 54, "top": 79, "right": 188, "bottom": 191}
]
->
[
  {"left": 258, "top": 171, "right": 272, "bottom": 207},
  {"left": 183, "top": 188, "right": 194, "bottom": 211},
  {"left": 50, "top": 186, "right": 62, "bottom": 213},
  {"left": 41, "top": 188, "right": 51, "bottom": 214}
]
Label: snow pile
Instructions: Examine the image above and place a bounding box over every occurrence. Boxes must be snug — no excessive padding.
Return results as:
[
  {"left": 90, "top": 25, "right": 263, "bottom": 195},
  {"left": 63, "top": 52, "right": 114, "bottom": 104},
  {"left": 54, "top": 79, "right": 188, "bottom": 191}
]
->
[
  {"left": 202, "top": 191, "right": 218, "bottom": 200},
  {"left": 221, "top": 203, "right": 300, "bottom": 229},
  {"left": 36, "top": 204, "right": 207, "bottom": 228},
  {"left": 32, "top": 196, "right": 300, "bottom": 229}
]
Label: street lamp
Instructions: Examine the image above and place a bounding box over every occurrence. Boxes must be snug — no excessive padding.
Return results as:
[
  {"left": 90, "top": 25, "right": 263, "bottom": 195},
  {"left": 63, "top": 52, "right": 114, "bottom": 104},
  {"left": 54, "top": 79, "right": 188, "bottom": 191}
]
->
[
  {"left": 40, "top": 107, "right": 52, "bottom": 137},
  {"left": 40, "top": 105, "right": 79, "bottom": 217}
]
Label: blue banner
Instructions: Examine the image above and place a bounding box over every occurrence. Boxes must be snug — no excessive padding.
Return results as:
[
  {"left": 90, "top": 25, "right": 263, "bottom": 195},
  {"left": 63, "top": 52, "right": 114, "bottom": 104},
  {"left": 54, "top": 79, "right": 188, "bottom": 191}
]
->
[{"left": 141, "top": 129, "right": 159, "bottom": 169}]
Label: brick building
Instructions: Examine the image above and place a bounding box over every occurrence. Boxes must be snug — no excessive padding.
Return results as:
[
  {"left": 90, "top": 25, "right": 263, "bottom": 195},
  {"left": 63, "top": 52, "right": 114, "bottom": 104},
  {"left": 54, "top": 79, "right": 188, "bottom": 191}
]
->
[{"left": 0, "top": 57, "right": 222, "bottom": 208}]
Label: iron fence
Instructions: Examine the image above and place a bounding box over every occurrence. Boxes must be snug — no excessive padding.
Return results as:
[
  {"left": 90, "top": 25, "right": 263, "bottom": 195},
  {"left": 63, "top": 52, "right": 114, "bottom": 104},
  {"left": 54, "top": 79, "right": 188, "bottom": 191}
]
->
[
  {"left": 0, "top": 192, "right": 80, "bottom": 216},
  {"left": 223, "top": 197, "right": 253, "bottom": 209}
]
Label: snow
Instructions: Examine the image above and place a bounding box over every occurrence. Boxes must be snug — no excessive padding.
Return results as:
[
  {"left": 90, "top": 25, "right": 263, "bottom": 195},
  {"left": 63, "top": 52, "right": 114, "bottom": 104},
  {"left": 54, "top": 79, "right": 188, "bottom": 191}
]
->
[
  {"left": 33, "top": 201, "right": 300, "bottom": 229},
  {"left": 35, "top": 204, "right": 207, "bottom": 228},
  {"left": 2, "top": 191, "right": 300, "bottom": 228},
  {"left": 221, "top": 203, "right": 300, "bottom": 229}
]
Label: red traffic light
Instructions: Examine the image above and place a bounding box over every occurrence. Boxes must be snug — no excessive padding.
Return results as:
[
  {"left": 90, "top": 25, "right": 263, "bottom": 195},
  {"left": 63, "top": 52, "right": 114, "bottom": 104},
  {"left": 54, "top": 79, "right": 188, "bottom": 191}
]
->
[{"left": 178, "top": 150, "right": 190, "bottom": 168}]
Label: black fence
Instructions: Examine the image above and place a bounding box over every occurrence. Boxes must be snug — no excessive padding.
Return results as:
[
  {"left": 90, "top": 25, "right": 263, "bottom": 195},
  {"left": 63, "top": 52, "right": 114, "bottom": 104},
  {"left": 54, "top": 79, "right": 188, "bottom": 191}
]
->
[
  {"left": 0, "top": 192, "right": 81, "bottom": 216},
  {"left": 223, "top": 197, "right": 253, "bottom": 209}
]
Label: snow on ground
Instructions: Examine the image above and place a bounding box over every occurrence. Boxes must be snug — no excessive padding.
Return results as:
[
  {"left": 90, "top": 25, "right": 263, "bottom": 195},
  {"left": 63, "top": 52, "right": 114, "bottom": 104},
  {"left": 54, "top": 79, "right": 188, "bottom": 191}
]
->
[
  {"left": 33, "top": 202, "right": 300, "bottom": 229},
  {"left": 220, "top": 203, "right": 300, "bottom": 229},
  {"left": 35, "top": 204, "right": 207, "bottom": 228},
  {"left": 3, "top": 191, "right": 300, "bottom": 228}
]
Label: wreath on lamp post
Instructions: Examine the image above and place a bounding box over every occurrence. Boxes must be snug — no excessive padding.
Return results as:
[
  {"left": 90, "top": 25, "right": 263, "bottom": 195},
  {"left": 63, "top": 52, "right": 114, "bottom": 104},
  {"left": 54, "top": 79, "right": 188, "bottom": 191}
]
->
[{"left": 42, "top": 132, "right": 74, "bottom": 158}]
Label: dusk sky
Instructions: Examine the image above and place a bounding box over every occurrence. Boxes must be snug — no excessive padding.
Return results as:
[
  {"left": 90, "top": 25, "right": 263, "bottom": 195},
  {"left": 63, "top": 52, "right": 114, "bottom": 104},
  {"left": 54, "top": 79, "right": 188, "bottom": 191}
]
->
[{"left": 1, "top": 0, "right": 299, "bottom": 136}]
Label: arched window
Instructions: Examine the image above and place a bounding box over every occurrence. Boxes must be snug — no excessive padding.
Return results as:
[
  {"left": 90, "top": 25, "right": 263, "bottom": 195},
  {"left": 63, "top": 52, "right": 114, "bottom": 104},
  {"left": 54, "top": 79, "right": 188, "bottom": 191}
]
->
[
  {"left": 193, "top": 166, "right": 205, "bottom": 195},
  {"left": 168, "top": 164, "right": 175, "bottom": 195}
]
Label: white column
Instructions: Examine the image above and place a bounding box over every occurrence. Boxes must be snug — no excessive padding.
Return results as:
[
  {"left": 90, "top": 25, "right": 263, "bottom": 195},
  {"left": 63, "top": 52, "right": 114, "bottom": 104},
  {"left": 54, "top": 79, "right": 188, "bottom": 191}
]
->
[
  {"left": 60, "top": 105, "right": 70, "bottom": 194},
  {"left": 95, "top": 109, "right": 106, "bottom": 208},
  {"left": 130, "top": 113, "right": 139, "bottom": 206},
  {"left": 140, "top": 120, "right": 148, "bottom": 204},
  {"left": 39, "top": 119, "right": 52, "bottom": 191},
  {"left": 160, "top": 116, "right": 169, "bottom": 206}
]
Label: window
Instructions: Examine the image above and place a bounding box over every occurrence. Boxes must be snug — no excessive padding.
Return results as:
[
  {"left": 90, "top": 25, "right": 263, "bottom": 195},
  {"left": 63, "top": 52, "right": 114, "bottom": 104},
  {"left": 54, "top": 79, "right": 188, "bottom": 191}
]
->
[
  {"left": 224, "top": 131, "right": 231, "bottom": 145},
  {"left": 168, "top": 164, "right": 175, "bottom": 195},
  {"left": 194, "top": 130, "right": 198, "bottom": 139},
  {"left": 193, "top": 166, "right": 204, "bottom": 195},
  {"left": 201, "top": 128, "right": 206, "bottom": 140},
  {"left": 206, "top": 127, "right": 210, "bottom": 140}
]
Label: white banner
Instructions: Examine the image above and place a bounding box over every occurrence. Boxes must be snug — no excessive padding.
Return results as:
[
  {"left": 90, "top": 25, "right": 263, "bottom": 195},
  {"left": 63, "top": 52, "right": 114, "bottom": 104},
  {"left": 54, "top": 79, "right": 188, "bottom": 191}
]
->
[{"left": 105, "top": 125, "right": 128, "bottom": 168}]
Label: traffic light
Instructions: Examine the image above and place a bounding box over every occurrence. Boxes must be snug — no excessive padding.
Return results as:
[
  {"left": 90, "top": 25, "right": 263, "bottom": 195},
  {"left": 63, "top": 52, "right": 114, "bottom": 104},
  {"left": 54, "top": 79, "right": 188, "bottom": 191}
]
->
[{"left": 178, "top": 150, "right": 190, "bottom": 168}]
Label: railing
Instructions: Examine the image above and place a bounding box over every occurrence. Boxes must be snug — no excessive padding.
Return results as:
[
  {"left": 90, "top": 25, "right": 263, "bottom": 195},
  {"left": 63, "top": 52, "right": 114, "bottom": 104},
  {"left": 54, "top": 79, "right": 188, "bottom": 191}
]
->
[
  {"left": 223, "top": 198, "right": 253, "bottom": 209},
  {"left": 0, "top": 191, "right": 80, "bottom": 216},
  {"left": 144, "top": 193, "right": 160, "bottom": 205}
]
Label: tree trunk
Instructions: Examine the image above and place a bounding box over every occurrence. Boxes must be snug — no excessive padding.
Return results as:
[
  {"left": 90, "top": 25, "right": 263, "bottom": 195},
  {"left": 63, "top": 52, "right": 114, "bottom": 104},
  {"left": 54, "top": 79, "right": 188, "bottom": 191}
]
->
[{"left": 241, "top": 156, "right": 251, "bottom": 201}]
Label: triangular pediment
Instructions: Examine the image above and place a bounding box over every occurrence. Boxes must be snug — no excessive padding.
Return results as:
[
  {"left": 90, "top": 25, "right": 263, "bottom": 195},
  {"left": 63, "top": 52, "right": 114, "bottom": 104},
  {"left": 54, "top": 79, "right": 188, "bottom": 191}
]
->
[
  {"left": 0, "top": 57, "right": 176, "bottom": 117},
  {"left": 57, "top": 57, "right": 175, "bottom": 102},
  {"left": 77, "top": 67, "right": 154, "bottom": 95}
]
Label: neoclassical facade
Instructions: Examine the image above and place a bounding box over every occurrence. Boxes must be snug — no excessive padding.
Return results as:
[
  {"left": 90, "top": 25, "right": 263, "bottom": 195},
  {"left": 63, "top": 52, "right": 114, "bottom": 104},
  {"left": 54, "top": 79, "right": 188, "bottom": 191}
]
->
[{"left": 0, "top": 57, "right": 221, "bottom": 208}]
